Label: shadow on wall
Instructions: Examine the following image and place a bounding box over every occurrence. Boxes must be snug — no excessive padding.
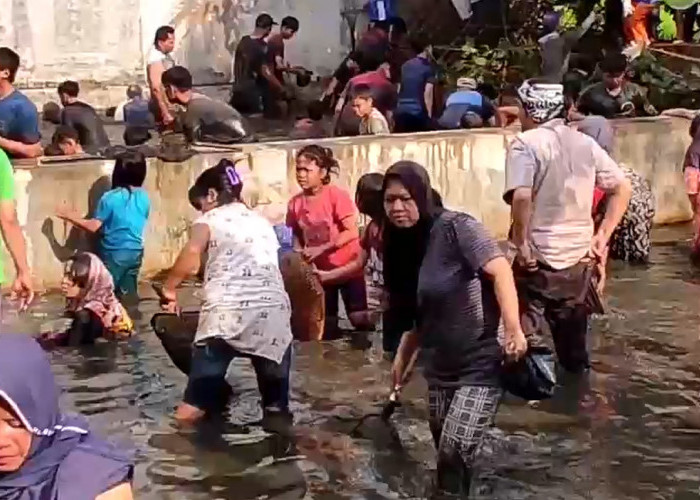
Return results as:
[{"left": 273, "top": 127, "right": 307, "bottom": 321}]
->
[{"left": 41, "top": 175, "right": 113, "bottom": 263}]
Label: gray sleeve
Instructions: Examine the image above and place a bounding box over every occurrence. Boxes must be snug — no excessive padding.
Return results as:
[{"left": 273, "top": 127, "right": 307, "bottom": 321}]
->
[
  {"left": 452, "top": 215, "right": 503, "bottom": 272},
  {"left": 504, "top": 136, "right": 537, "bottom": 204}
]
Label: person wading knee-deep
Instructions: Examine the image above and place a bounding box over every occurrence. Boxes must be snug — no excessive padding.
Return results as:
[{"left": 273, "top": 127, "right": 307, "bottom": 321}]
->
[
  {"left": 382, "top": 161, "right": 527, "bottom": 497},
  {"left": 286, "top": 145, "right": 372, "bottom": 336},
  {"left": 159, "top": 159, "right": 293, "bottom": 425},
  {"left": 505, "top": 79, "right": 631, "bottom": 374}
]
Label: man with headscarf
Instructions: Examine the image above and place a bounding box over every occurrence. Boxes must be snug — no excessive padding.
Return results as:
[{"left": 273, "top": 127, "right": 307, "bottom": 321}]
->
[{"left": 504, "top": 79, "right": 631, "bottom": 374}]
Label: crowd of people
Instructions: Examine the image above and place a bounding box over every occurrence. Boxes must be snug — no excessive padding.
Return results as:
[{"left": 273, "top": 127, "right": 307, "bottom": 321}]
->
[{"left": 0, "top": 10, "right": 697, "bottom": 500}]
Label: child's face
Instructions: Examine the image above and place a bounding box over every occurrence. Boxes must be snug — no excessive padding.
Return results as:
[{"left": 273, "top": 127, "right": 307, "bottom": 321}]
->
[
  {"left": 193, "top": 189, "right": 220, "bottom": 213},
  {"left": 61, "top": 275, "right": 82, "bottom": 299},
  {"left": 295, "top": 155, "right": 325, "bottom": 191},
  {"left": 352, "top": 97, "right": 373, "bottom": 118}
]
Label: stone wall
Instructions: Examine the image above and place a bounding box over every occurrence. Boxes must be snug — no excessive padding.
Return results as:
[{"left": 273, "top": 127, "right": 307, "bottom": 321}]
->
[{"left": 3, "top": 116, "right": 693, "bottom": 289}]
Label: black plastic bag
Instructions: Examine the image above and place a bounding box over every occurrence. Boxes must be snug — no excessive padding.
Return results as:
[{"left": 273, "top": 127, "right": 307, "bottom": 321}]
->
[
  {"left": 501, "top": 346, "right": 556, "bottom": 400},
  {"left": 150, "top": 312, "right": 198, "bottom": 375}
]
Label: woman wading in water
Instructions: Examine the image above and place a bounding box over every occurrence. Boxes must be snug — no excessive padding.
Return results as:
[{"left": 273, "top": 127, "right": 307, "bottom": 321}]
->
[
  {"left": 160, "top": 159, "right": 293, "bottom": 424},
  {"left": 383, "top": 161, "right": 527, "bottom": 497}
]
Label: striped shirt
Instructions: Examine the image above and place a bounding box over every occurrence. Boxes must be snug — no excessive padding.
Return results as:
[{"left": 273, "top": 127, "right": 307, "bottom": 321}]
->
[{"left": 417, "top": 211, "right": 504, "bottom": 387}]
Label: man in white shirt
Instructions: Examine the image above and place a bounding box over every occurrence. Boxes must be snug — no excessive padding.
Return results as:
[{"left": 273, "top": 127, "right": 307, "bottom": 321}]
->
[
  {"left": 504, "top": 79, "right": 631, "bottom": 374},
  {"left": 147, "top": 26, "right": 176, "bottom": 129}
]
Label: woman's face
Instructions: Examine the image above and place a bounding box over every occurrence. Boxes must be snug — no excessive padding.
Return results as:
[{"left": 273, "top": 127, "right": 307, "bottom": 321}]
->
[
  {"left": 383, "top": 178, "right": 420, "bottom": 228},
  {"left": 60, "top": 275, "right": 82, "bottom": 299},
  {"left": 0, "top": 398, "right": 31, "bottom": 472},
  {"left": 195, "top": 188, "right": 220, "bottom": 213},
  {"left": 295, "top": 155, "right": 325, "bottom": 191}
]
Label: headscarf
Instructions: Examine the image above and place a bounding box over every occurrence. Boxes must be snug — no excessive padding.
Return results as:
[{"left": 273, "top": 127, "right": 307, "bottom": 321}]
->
[
  {"left": 0, "top": 334, "right": 133, "bottom": 500},
  {"left": 542, "top": 11, "right": 562, "bottom": 35},
  {"left": 517, "top": 79, "right": 565, "bottom": 124},
  {"left": 577, "top": 115, "right": 614, "bottom": 154},
  {"left": 65, "top": 253, "right": 125, "bottom": 331},
  {"left": 456, "top": 77, "right": 477, "bottom": 90},
  {"left": 382, "top": 162, "right": 443, "bottom": 333}
]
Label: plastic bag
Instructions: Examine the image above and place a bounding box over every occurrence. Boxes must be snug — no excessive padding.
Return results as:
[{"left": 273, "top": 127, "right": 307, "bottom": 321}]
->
[{"left": 501, "top": 346, "right": 557, "bottom": 400}]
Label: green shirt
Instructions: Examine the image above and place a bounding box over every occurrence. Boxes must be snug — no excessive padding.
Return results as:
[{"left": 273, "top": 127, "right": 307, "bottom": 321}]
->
[{"left": 0, "top": 149, "right": 16, "bottom": 284}]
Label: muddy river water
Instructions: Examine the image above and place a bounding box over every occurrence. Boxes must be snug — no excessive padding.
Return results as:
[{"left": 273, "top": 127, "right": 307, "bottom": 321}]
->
[{"left": 4, "top": 224, "right": 700, "bottom": 499}]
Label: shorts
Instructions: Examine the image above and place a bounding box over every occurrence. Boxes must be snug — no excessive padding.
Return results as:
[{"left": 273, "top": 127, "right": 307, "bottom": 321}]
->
[
  {"left": 685, "top": 167, "right": 700, "bottom": 196},
  {"left": 323, "top": 275, "right": 368, "bottom": 317},
  {"left": 184, "top": 338, "right": 292, "bottom": 414}
]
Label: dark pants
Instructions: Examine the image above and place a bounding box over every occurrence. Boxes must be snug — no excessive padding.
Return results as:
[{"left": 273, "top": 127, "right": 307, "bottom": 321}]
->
[
  {"left": 184, "top": 338, "right": 292, "bottom": 414},
  {"left": 99, "top": 249, "right": 142, "bottom": 299},
  {"left": 514, "top": 261, "right": 592, "bottom": 374},
  {"left": 394, "top": 111, "right": 433, "bottom": 133},
  {"left": 323, "top": 275, "right": 368, "bottom": 334}
]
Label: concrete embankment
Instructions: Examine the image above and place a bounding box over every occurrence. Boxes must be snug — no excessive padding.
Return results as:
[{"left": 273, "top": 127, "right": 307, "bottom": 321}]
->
[{"left": 2, "top": 116, "right": 693, "bottom": 289}]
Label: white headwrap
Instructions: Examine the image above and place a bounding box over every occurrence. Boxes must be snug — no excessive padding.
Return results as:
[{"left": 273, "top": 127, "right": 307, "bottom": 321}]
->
[{"left": 517, "top": 80, "right": 565, "bottom": 124}]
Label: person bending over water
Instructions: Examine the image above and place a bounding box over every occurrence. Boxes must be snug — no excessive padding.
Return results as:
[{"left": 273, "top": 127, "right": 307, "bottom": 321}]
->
[
  {"left": 0, "top": 334, "right": 134, "bottom": 499},
  {"left": 382, "top": 162, "right": 527, "bottom": 497},
  {"left": 286, "top": 145, "right": 372, "bottom": 336},
  {"left": 43, "top": 252, "right": 134, "bottom": 347},
  {"left": 159, "top": 160, "right": 293, "bottom": 425},
  {"left": 57, "top": 152, "right": 150, "bottom": 298}
]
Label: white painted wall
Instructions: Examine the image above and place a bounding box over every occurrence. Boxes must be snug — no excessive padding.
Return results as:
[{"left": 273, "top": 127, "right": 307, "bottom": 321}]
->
[{"left": 0, "top": 0, "right": 347, "bottom": 87}]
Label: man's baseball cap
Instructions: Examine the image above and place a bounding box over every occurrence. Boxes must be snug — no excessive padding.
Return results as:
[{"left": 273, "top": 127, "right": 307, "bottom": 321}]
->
[{"left": 255, "top": 13, "right": 277, "bottom": 28}]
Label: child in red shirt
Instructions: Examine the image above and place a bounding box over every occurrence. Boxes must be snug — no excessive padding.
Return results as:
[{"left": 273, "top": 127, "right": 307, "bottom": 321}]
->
[{"left": 286, "top": 145, "right": 370, "bottom": 336}]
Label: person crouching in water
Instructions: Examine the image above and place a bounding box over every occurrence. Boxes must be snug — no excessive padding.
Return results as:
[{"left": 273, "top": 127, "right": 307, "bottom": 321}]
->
[
  {"left": 160, "top": 159, "right": 293, "bottom": 425},
  {"left": 44, "top": 252, "right": 134, "bottom": 346},
  {"left": 286, "top": 145, "right": 372, "bottom": 336},
  {"left": 383, "top": 161, "right": 527, "bottom": 496}
]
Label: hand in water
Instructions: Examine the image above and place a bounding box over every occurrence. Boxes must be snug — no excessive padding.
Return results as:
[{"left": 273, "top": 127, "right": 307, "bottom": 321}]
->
[
  {"left": 504, "top": 326, "right": 528, "bottom": 363},
  {"left": 11, "top": 271, "right": 34, "bottom": 312}
]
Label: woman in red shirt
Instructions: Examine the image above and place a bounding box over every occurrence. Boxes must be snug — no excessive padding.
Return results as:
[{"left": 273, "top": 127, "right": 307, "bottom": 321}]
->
[{"left": 286, "top": 145, "right": 370, "bottom": 336}]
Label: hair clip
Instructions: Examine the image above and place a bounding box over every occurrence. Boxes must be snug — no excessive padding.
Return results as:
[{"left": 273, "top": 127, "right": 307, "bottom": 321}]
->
[{"left": 225, "top": 165, "right": 241, "bottom": 186}]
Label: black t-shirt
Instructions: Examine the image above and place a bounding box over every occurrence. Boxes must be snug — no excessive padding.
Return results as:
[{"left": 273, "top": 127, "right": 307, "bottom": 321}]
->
[
  {"left": 417, "top": 211, "right": 503, "bottom": 387},
  {"left": 234, "top": 35, "right": 268, "bottom": 84},
  {"left": 267, "top": 33, "right": 285, "bottom": 82},
  {"left": 61, "top": 102, "right": 110, "bottom": 153}
]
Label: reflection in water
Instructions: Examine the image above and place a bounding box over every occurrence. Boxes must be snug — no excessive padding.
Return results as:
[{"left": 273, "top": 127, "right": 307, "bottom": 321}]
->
[{"left": 6, "top": 224, "right": 700, "bottom": 498}]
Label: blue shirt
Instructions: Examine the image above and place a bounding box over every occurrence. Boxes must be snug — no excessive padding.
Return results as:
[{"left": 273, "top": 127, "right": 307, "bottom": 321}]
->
[
  {"left": 94, "top": 187, "right": 150, "bottom": 253},
  {"left": 438, "top": 90, "right": 496, "bottom": 129},
  {"left": 369, "top": 0, "right": 397, "bottom": 21},
  {"left": 124, "top": 97, "right": 154, "bottom": 129},
  {"left": 396, "top": 56, "right": 435, "bottom": 117},
  {"left": 0, "top": 90, "right": 40, "bottom": 150}
]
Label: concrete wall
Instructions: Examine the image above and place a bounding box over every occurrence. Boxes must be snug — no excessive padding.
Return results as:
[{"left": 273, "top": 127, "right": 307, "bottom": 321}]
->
[
  {"left": 3, "top": 116, "right": 694, "bottom": 289},
  {"left": 0, "top": 0, "right": 347, "bottom": 106}
]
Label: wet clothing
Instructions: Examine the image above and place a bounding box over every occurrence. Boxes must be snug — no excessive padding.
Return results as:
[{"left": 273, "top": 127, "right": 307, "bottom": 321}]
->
[
  {"left": 514, "top": 260, "right": 593, "bottom": 373},
  {"left": 184, "top": 339, "right": 292, "bottom": 413},
  {"left": 504, "top": 119, "right": 625, "bottom": 270},
  {"left": 0, "top": 89, "right": 40, "bottom": 153},
  {"left": 417, "top": 211, "right": 504, "bottom": 388},
  {"left": 65, "top": 253, "right": 134, "bottom": 339},
  {"left": 61, "top": 101, "right": 111, "bottom": 153},
  {"left": 608, "top": 166, "right": 655, "bottom": 262},
  {"left": 195, "top": 202, "right": 292, "bottom": 364},
  {"left": 429, "top": 385, "right": 502, "bottom": 497},
  {"left": 286, "top": 185, "right": 361, "bottom": 272},
  {"left": 395, "top": 55, "right": 435, "bottom": 130},
  {"left": 95, "top": 187, "right": 149, "bottom": 253},
  {"left": 323, "top": 275, "right": 369, "bottom": 330},
  {"left": 267, "top": 33, "right": 286, "bottom": 83},
  {"left": 578, "top": 81, "right": 657, "bottom": 118},
  {"left": 101, "top": 249, "right": 143, "bottom": 298},
  {"left": 0, "top": 149, "right": 14, "bottom": 284},
  {"left": 361, "top": 221, "right": 384, "bottom": 312},
  {"left": 360, "top": 108, "right": 390, "bottom": 135},
  {"left": 438, "top": 90, "right": 496, "bottom": 129},
  {"left": 0, "top": 334, "right": 133, "bottom": 499},
  {"left": 232, "top": 35, "right": 269, "bottom": 114},
  {"left": 182, "top": 93, "right": 253, "bottom": 144}
]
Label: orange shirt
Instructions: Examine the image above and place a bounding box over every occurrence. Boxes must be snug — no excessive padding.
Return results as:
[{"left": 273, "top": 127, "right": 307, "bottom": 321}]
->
[{"left": 286, "top": 185, "right": 361, "bottom": 272}]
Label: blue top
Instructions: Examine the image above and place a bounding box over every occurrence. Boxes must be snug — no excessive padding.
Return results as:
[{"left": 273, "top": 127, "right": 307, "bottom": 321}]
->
[
  {"left": 396, "top": 56, "right": 436, "bottom": 117},
  {"left": 438, "top": 90, "right": 496, "bottom": 129},
  {"left": 124, "top": 97, "right": 154, "bottom": 129},
  {"left": 0, "top": 90, "right": 40, "bottom": 150},
  {"left": 368, "top": 0, "right": 397, "bottom": 21},
  {"left": 94, "top": 187, "right": 150, "bottom": 253}
]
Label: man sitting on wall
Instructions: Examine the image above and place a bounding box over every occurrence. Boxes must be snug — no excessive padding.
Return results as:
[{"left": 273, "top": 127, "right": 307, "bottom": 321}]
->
[
  {"left": 162, "top": 66, "right": 254, "bottom": 144},
  {"left": 115, "top": 85, "right": 155, "bottom": 146},
  {"left": 0, "top": 47, "right": 42, "bottom": 158},
  {"left": 58, "top": 80, "right": 111, "bottom": 154}
]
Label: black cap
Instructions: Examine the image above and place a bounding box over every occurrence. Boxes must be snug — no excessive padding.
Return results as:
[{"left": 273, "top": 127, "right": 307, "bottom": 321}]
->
[{"left": 255, "top": 13, "right": 277, "bottom": 29}]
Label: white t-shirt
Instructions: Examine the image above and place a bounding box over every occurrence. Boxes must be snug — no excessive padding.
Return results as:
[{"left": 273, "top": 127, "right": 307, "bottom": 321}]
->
[
  {"left": 194, "top": 203, "right": 292, "bottom": 363},
  {"left": 146, "top": 47, "right": 175, "bottom": 73}
]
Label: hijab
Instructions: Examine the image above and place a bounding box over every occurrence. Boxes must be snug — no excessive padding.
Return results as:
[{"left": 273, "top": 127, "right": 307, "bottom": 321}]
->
[
  {"left": 382, "top": 161, "right": 443, "bottom": 331},
  {"left": 66, "top": 253, "right": 125, "bottom": 330},
  {"left": 0, "top": 334, "right": 133, "bottom": 500}
]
